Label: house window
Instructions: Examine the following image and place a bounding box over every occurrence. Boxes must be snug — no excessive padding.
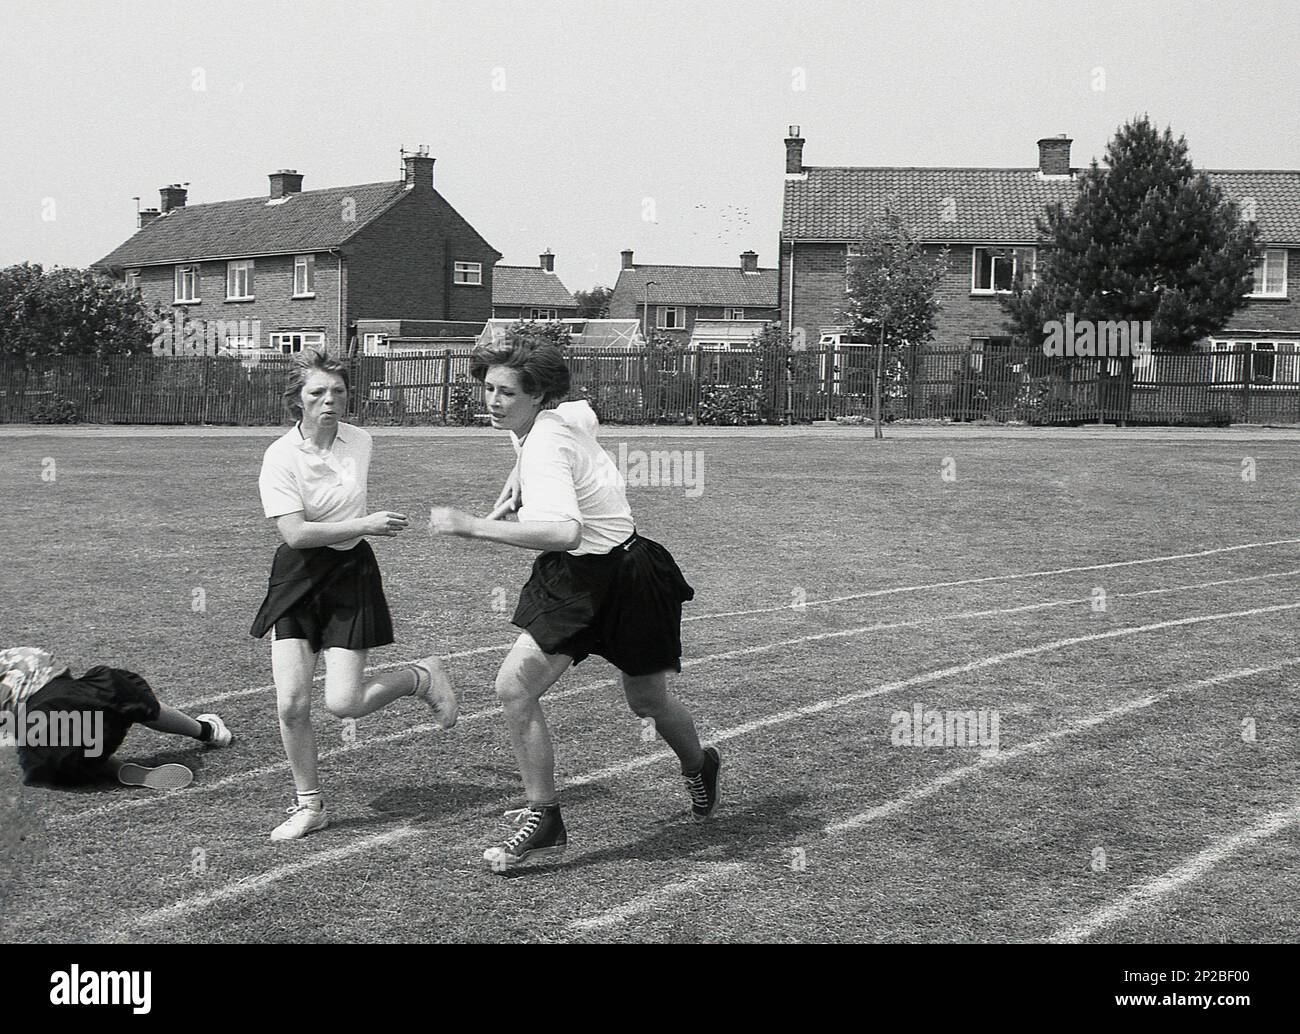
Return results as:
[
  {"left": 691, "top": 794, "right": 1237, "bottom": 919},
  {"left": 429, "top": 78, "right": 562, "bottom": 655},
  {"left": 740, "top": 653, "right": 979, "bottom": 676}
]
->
[
  {"left": 361, "top": 333, "right": 387, "bottom": 355},
  {"left": 845, "top": 244, "right": 866, "bottom": 291},
  {"left": 528, "top": 308, "right": 557, "bottom": 321},
  {"left": 125, "top": 270, "right": 141, "bottom": 293},
  {"left": 657, "top": 306, "right": 684, "bottom": 330},
  {"left": 226, "top": 260, "right": 254, "bottom": 300},
  {"left": 218, "top": 336, "right": 258, "bottom": 357},
  {"left": 174, "top": 264, "right": 201, "bottom": 303},
  {"left": 1209, "top": 340, "right": 1240, "bottom": 384},
  {"left": 726, "top": 308, "right": 746, "bottom": 320},
  {"left": 1248, "top": 249, "right": 1288, "bottom": 298},
  {"left": 972, "top": 247, "right": 1035, "bottom": 294},
  {"left": 268, "top": 332, "right": 326, "bottom": 355},
  {"left": 1212, "top": 339, "right": 1300, "bottom": 387},
  {"left": 294, "top": 255, "right": 315, "bottom": 297},
  {"left": 968, "top": 337, "right": 986, "bottom": 373},
  {"left": 454, "top": 261, "right": 482, "bottom": 285}
]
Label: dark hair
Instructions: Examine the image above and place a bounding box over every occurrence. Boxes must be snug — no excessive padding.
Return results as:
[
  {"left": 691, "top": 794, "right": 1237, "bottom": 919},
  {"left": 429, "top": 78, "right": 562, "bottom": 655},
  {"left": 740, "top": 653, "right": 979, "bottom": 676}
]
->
[
  {"left": 470, "top": 331, "right": 570, "bottom": 405},
  {"left": 283, "top": 349, "right": 350, "bottom": 420}
]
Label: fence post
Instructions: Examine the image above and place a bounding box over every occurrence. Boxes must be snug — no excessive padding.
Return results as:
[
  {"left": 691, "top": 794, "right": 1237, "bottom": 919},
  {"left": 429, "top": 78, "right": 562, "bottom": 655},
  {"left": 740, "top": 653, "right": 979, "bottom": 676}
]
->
[{"left": 1240, "top": 343, "right": 1252, "bottom": 423}]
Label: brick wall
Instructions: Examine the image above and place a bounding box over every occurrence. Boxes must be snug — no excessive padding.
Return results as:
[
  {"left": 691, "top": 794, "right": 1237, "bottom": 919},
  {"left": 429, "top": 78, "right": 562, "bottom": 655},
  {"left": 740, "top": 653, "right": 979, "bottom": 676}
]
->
[
  {"left": 130, "top": 253, "right": 342, "bottom": 351},
  {"left": 1223, "top": 247, "right": 1300, "bottom": 337},
  {"left": 344, "top": 187, "right": 498, "bottom": 327}
]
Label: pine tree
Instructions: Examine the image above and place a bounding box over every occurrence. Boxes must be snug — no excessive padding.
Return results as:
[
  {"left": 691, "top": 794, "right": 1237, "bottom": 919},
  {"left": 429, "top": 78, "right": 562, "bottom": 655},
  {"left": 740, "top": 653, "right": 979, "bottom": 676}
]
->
[{"left": 1003, "top": 117, "right": 1261, "bottom": 418}]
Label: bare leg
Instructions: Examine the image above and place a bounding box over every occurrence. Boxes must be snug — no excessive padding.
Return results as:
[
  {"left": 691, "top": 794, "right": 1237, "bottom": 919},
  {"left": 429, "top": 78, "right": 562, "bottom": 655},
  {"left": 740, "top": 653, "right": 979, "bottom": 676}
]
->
[
  {"left": 272, "top": 637, "right": 320, "bottom": 794},
  {"left": 143, "top": 703, "right": 203, "bottom": 739},
  {"left": 494, "top": 632, "right": 572, "bottom": 804},
  {"left": 321, "top": 648, "right": 424, "bottom": 719},
  {"left": 621, "top": 672, "right": 705, "bottom": 772}
]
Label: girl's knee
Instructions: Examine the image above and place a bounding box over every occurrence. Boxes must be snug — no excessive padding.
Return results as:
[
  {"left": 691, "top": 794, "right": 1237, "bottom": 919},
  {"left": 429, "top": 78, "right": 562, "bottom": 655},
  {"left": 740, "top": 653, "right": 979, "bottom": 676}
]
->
[
  {"left": 276, "top": 693, "right": 311, "bottom": 725},
  {"left": 324, "top": 689, "right": 364, "bottom": 720},
  {"left": 494, "top": 671, "right": 535, "bottom": 712}
]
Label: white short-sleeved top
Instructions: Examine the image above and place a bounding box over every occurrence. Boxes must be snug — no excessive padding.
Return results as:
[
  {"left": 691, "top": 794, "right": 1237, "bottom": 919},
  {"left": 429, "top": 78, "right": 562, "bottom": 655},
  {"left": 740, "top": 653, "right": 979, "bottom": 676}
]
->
[
  {"left": 510, "top": 401, "right": 634, "bottom": 556},
  {"left": 259, "top": 422, "right": 372, "bottom": 550},
  {"left": 0, "top": 646, "right": 68, "bottom": 712}
]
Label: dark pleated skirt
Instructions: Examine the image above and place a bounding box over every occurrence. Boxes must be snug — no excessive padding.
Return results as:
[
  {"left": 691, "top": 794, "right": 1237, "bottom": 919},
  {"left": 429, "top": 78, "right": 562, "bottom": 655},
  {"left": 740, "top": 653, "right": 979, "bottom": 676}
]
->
[
  {"left": 250, "top": 539, "right": 394, "bottom": 652},
  {"left": 513, "top": 531, "right": 694, "bottom": 676},
  {"left": 15, "top": 666, "right": 161, "bottom": 785}
]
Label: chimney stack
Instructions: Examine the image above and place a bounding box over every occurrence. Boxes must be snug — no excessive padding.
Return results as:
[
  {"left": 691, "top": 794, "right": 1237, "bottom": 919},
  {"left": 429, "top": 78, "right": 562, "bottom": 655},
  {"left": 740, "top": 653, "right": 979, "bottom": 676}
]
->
[
  {"left": 159, "top": 184, "right": 188, "bottom": 213},
  {"left": 137, "top": 208, "right": 161, "bottom": 229},
  {"left": 1036, "top": 135, "right": 1072, "bottom": 177},
  {"left": 621, "top": 248, "right": 634, "bottom": 270},
  {"left": 269, "top": 169, "right": 304, "bottom": 199},
  {"left": 740, "top": 250, "right": 759, "bottom": 274},
  {"left": 540, "top": 249, "right": 555, "bottom": 273},
  {"left": 402, "top": 146, "right": 435, "bottom": 190},
  {"left": 785, "top": 125, "right": 804, "bottom": 175}
]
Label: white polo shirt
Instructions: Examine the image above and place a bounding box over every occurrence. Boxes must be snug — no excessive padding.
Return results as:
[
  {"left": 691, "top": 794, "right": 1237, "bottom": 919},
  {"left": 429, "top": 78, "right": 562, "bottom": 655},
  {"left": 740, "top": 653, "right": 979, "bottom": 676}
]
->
[
  {"left": 259, "top": 422, "right": 372, "bottom": 550},
  {"left": 511, "top": 401, "right": 634, "bottom": 556}
]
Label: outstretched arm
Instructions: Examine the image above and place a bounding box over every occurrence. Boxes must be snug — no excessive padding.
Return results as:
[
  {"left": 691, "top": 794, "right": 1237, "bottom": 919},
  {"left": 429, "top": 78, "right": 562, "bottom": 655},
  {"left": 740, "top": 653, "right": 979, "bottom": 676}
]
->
[{"left": 429, "top": 507, "right": 580, "bottom": 552}]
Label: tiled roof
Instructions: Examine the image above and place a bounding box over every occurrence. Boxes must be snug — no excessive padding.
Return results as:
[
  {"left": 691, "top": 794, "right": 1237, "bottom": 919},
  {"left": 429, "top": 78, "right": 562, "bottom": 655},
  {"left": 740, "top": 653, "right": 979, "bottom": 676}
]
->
[
  {"left": 610, "top": 264, "right": 779, "bottom": 312},
  {"left": 94, "top": 181, "right": 411, "bottom": 267},
  {"left": 492, "top": 265, "right": 577, "bottom": 308},
  {"left": 783, "top": 167, "right": 1300, "bottom": 245}
]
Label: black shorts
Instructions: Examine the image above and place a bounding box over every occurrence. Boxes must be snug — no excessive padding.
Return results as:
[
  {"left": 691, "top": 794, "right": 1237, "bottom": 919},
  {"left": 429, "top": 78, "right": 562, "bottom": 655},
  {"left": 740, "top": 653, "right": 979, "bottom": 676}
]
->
[
  {"left": 250, "top": 539, "right": 394, "bottom": 653},
  {"left": 512, "top": 531, "right": 695, "bottom": 676},
  {"left": 15, "top": 667, "right": 161, "bottom": 786}
]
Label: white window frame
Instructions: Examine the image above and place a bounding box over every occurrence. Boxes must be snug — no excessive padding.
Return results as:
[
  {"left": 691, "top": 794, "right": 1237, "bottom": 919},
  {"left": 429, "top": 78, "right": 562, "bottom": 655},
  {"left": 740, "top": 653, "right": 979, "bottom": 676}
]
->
[
  {"left": 528, "top": 308, "right": 557, "bottom": 321},
  {"left": 226, "top": 260, "right": 254, "bottom": 301},
  {"left": 268, "top": 332, "right": 326, "bottom": 355},
  {"left": 218, "top": 335, "right": 258, "bottom": 357},
  {"left": 125, "top": 270, "right": 141, "bottom": 293},
  {"left": 1210, "top": 339, "right": 1300, "bottom": 388},
  {"left": 971, "top": 247, "right": 1036, "bottom": 294},
  {"left": 294, "top": 255, "right": 315, "bottom": 298},
  {"left": 174, "top": 264, "right": 201, "bottom": 303},
  {"left": 845, "top": 244, "right": 866, "bottom": 292},
  {"left": 454, "top": 261, "right": 483, "bottom": 285},
  {"left": 361, "top": 333, "right": 387, "bottom": 356},
  {"left": 657, "top": 305, "right": 684, "bottom": 330},
  {"left": 726, "top": 307, "right": 746, "bottom": 320},
  {"left": 1247, "top": 249, "right": 1288, "bottom": 299}
]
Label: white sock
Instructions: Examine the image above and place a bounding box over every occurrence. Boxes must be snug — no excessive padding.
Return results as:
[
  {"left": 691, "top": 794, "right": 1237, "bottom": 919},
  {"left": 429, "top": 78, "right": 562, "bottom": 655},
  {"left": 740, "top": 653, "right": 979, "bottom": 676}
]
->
[{"left": 296, "top": 789, "right": 323, "bottom": 811}]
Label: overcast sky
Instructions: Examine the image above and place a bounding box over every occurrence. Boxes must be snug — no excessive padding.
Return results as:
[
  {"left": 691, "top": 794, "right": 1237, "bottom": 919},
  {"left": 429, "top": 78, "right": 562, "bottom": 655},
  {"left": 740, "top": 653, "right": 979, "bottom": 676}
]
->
[{"left": 2, "top": 0, "right": 1297, "bottom": 291}]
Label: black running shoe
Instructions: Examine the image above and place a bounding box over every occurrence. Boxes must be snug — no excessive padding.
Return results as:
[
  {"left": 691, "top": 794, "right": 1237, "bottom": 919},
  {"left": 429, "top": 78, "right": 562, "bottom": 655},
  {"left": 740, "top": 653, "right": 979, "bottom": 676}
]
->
[
  {"left": 684, "top": 746, "right": 721, "bottom": 820},
  {"left": 483, "top": 804, "right": 568, "bottom": 872}
]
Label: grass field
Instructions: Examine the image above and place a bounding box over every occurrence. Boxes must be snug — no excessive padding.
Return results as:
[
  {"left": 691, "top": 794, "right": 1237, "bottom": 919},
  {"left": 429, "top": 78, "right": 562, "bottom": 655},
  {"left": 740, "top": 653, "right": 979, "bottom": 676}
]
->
[{"left": 1, "top": 426, "right": 1298, "bottom": 943}]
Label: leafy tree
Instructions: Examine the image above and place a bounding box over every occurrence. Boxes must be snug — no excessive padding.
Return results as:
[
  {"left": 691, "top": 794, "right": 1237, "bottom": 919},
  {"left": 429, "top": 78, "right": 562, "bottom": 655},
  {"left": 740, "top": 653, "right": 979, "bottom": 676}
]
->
[
  {"left": 1003, "top": 116, "right": 1262, "bottom": 420},
  {"left": 573, "top": 286, "right": 613, "bottom": 318},
  {"left": 841, "top": 207, "right": 948, "bottom": 436},
  {"left": 0, "top": 263, "right": 159, "bottom": 361}
]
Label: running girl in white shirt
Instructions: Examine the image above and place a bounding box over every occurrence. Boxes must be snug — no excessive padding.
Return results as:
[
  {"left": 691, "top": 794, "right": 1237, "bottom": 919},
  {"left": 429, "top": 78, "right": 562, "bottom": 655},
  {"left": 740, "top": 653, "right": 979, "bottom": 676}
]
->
[
  {"left": 251, "top": 350, "right": 458, "bottom": 841},
  {"left": 428, "top": 332, "right": 719, "bottom": 871}
]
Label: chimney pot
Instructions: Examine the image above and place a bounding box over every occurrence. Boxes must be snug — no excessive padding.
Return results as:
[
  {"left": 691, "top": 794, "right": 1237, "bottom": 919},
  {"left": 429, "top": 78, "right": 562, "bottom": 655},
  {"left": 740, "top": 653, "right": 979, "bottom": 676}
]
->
[
  {"left": 403, "top": 148, "right": 435, "bottom": 190},
  {"left": 740, "top": 250, "right": 759, "bottom": 273},
  {"left": 269, "top": 169, "right": 304, "bottom": 199},
  {"left": 540, "top": 249, "right": 555, "bottom": 272},
  {"left": 784, "top": 128, "right": 805, "bottom": 175},
  {"left": 621, "top": 248, "right": 634, "bottom": 270},
  {"left": 137, "top": 208, "right": 161, "bottom": 229},
  {"left": 159, "top": 184, "right": 188, "bottom": 213},
  {"left": 1036, "top": 136, "right": 1073, "bottom": 176}
]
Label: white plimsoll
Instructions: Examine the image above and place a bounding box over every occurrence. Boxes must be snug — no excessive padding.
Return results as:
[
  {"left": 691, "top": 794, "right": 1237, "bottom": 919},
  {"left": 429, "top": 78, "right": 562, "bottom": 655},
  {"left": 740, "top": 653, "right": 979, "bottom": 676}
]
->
[
  {"left": 117, "top": 762, "right": 193, "bottom": 791},
  {"left": 196, "top": 713, "right": 234, "bottom": 748},
  {"left": 412, "top": 655, "right": 459, "bottom": 729},
  {"left": 270, "top": 803, "right": 329, "bottom": 841}
]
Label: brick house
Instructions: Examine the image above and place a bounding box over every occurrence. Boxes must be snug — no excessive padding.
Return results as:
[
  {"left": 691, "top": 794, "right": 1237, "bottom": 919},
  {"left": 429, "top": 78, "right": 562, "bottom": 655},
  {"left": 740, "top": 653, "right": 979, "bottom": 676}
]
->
[
  {"left": 491, "top": 250, "right": 580, "bottom": 321},
  {"left": 608, "top": 250, "right": 779, "bottom": 347},
  {"left": 778, "top": 126, "right": 1300, "bottom": 402},
  {"left": 94, "top": 149, "right": 500, "bottom": 357}
]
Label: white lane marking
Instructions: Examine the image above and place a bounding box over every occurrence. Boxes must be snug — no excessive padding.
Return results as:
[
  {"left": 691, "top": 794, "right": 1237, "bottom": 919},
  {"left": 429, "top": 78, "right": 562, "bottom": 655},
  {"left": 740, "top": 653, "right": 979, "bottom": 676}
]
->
[
  {"left": 57, "top": 575, "right": 1300, "bottom": 827},
  {"left": 567, "top": 863, "right": 749, "bottom": 933},
  {"left": 179, "top": 540, "right": 1300, "bottom": 709},
  {"left": 580, "top": 659, "right": 1300, "bottom": 932},
  {"left": 685, "top": 538, "right": 1300, "bottom": 622},
  {"left": 1048, "top": 796, "right": 1300, "bottom": 944},
  {"left": 102, "top": 602, "right": 1296, "bottom": 936}
]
